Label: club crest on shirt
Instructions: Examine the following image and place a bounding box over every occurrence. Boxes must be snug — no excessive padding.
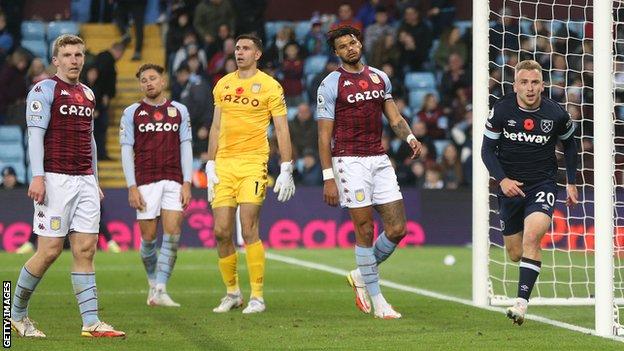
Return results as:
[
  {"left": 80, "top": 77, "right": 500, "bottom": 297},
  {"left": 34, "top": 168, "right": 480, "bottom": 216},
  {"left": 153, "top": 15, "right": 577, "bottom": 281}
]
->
[
  {"left": 251, "top": 83, "right": 261, "bottom": 93},
  {"left": 541, "top": 119, "right": 553, "bottom": 133},
  {"left": 84, "top": 89, "right": 94, "bottom": 101},
  {"left": 355, "top": 189, "right": 365, "bottom": 202},
  {"left": 369, "top": 73, "right": 380, "bottom": 84},
  {"left": 167, "top": 106, "right": 177, "bottom": 117},
  {"left": 50, "top": 216, "right": 61, "bottom": 231}
]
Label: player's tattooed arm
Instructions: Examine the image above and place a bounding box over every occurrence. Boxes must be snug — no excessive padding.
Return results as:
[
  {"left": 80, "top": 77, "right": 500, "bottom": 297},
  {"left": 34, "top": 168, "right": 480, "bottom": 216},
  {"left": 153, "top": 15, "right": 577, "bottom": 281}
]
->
[{"left": 383, "top": 99, "right": 422, "bottom": 158}]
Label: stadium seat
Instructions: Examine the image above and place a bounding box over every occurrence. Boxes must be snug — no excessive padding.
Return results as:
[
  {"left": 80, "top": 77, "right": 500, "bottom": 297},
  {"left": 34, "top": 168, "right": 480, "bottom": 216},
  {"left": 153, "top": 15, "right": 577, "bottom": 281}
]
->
[
  {"left": 264, "top": 21, "right": 277, "bottom": 42},
  {"left": 295, "top": 21, "right": 311, "bottom": 43},
  {"left": 568, "top": 21, "right": 585, "bottom": 38},
  {"left": 21, "top": 39, "right": 48, "bottom": 60},
  {"left": 405, "top": 72, "right": 437, "bottom": 90},
  {"left": 21, "top": 21, "right": 46, "bottom": 41},
  {"left": 408, "top": 89, "right": 439, "bottom": 111},
  {"left": 47, "top": 21, "right": 79, "bottom": 42},
  {"left": 304, "top": 55, "right": 328, "bottom": 76},
  {"left": 454, "top": 20, "right": 472, "bottom": 36},
  {"left": 0, "top": 142, "right": 25, "bottom": 160},
  {"left": 433, "top": 139, "right": 450, "bottom": 162},
  {"left": 0, "top": 126, "right": 23, "bottom": 143}
]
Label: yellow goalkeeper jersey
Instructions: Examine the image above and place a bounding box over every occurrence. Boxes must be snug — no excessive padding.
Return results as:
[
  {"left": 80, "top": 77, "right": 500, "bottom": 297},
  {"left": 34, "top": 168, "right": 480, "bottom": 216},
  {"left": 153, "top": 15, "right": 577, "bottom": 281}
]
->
[{"left": 213, "top": 69, "right": 287, "bottom": 160}]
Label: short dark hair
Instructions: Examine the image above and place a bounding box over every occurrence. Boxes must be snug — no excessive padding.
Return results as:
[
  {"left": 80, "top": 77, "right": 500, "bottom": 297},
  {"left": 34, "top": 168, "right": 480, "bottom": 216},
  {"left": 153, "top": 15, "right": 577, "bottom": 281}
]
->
[
  {"left": 136, "top": 63, "right": 165, "bottom": 78},
  {"left": 235, "top": 33, "right": 263, "bottom": 51},
  {"left": 326, "top": 26, "right": 361, "bottom": 51}
]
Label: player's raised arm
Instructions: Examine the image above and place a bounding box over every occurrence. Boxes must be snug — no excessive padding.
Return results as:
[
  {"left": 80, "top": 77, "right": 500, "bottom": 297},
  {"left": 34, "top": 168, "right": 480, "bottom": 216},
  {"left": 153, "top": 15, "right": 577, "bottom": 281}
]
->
[
  {"left": 558, "top": 112, "right": 579, "bottom": 206},
  {"left": 26, "top": 80, "right": 54, "bottom": 204}
]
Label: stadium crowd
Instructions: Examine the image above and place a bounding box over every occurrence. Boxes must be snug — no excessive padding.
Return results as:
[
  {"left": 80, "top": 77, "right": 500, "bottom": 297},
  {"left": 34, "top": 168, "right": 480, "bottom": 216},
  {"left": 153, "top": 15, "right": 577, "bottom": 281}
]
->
[{"left": 0, "top": 0, "right": 475, "bottom": 190}]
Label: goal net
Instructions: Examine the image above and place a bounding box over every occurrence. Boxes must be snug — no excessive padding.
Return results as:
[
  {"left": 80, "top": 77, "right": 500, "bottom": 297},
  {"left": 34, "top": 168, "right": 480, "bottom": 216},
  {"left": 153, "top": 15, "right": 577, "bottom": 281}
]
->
[{"left": 474, "top": 0, "right": 621, "bottom": 336}]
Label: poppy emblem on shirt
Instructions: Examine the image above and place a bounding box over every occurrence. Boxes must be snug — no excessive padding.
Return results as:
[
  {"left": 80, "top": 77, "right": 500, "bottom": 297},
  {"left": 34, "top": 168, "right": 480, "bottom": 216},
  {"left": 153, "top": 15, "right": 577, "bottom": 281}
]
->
[
  {"left": 523, "top": 118, "right": 534, "bottom": 131},
  {"left": 236, "top": 87, "right": 244, "bottom": 95},
  {"left": 154, "top": 111, "right": 164, "bottom": 121},
  {"left": 369, "top": 73, "right": 380, "bottom": 84},
  {"left": 167, "top": 106, "right": 177, "bottom": 117},
  {"left": 358, "top": 80, "right": 368, "bottom": 89},
  {"left": 75, "top": 93, "right": 84, "bottom": 103}
]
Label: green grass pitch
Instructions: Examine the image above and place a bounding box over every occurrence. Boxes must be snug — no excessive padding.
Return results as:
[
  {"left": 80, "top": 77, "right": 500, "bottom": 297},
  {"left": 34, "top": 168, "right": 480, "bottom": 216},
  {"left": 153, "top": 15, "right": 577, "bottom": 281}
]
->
[{"left": 2, "top": 247, "right": 622, "bottom": 350}]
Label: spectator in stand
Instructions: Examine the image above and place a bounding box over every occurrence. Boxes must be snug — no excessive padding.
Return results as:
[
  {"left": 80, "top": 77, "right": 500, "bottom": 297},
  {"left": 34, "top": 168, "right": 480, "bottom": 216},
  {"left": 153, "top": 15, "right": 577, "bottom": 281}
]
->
[
  {"left": 489, "top": 6, "right": 519, "bottom": 62},
  {"left": 165, "top": 9, "right": 194, "bottom": 68},
  {"left": 82, "top": 64, "right": 108, "bottom": 160},
  {"left": 204, "top": 23, "right": 233, "bottom": 60},
  {"left": 356, "top": 0, "right": 381, "bottom": 28},
  {"left": 416, "top": 93, "right": 447, "bottom": 140},
  {"left": 368, "top": 33, "right": 400, "bottom": 69},
  {"left": 289, "top": 102, "right": 317, "bottom": 159},
  {"left": 26, "top": 58, "right": 50, "bottom": 88},
  {"left": 427, "top": 0, "right": 456, "bottom": 38},
  {"left": 439, "top": 144, "right": 463, "bottom": 189},
  {"left": 173, "top": 64, "right": 214, "bottom": 158},
  {"left": 0, "top": 166, "right": 24, "bottom": 189},
  {"left": 434, "top": 26, "right": 467, "bottom": 70},
  {"left": 330, "top": 3, "right": 363, "bottom": 32},
  {"left": 172, "top": 31, "right": 208, "bottom": 74},
  {"left": 296, "top": 148, "right": 322, "bottom": 186},
  {"left": 114, "top": 0, "right": 146, "bottom": 61},
  {"left": 0, "top": 11, "right": 13, "bottom": 65},
  {"left": 411, "top": 120, "right": 437, "bottom": 164},
  {"left": 206, "top": 37, "right": 235, "bottom": 84},
  {"left": 423, "top": 165, "right": 444, "bottom": 189},
  {"left": 440, "top": 52, "right": 470, "bottom": 106},
  {"left": 398, "top": 6, "right": 432, "bottom": 62},
  {"left": 280, "top": 42, "right": 305, "bottom": 107},
  {"left": 364, "top": 5, "right": 394, "bottom": 62},
  {"left": 193, "top": 0, "right": 236, "bottom": 40},
  {"left": 231, "top": 0, "right": 266, "bottom": 39},
  {"left": 0, "top": 49, "right": 28, "bottom": 125},
  {"left": 264, "top": 26, "right": 296, "bottom": 67},
  {"left": 397, "top": 30, "right": 427, "bottom": 72},
  {"left": 307, "top": 58, "right": 339, "bottom": 104},
  {"left": 304, "top": 15, "right": 328, "bottom": 56},
  {"left": 381, "top": 62, "right": 405, "bottom": 100},
  {"left": 94, "top": 42, "right": 124, "bottom": 160}
]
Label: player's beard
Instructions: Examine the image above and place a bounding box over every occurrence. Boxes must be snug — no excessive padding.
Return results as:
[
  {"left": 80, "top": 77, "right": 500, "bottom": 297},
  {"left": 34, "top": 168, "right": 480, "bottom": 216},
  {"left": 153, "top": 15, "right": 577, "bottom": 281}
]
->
[
  {"left": 342, "top": 52, "right": 362, "bottom": 65},
  {"left": 146, "top": 90, "right": 162, "bottom": 100}
]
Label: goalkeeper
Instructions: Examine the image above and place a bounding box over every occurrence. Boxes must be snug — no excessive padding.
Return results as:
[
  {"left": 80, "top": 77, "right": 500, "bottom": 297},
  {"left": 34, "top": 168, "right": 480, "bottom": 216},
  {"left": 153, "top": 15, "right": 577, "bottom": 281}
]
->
[
  {"left": 481, "top": 60, "right": 578, "bottom": 325},
  {"left": 205, "top": 33, "right": 295, "bottom": 314}
]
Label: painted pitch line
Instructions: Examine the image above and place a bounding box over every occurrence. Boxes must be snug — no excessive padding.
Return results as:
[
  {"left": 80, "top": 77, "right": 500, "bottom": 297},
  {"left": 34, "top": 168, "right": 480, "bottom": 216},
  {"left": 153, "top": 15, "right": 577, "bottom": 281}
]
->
[{"left": 265, "top": 252, "right": 624, "bottom": 344}]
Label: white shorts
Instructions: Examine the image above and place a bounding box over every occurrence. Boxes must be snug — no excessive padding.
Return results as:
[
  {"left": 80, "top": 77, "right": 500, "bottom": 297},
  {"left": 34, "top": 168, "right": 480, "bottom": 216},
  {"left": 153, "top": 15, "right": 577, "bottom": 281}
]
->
[
  {"left": 332, "top": 155, "right": 402, "bottom": 208},
  {"left": 33, "top": 172, "right": 100, "bottom": 237},
  {"left": 137, "top": 180, "right": 183, "bottom": 220}
]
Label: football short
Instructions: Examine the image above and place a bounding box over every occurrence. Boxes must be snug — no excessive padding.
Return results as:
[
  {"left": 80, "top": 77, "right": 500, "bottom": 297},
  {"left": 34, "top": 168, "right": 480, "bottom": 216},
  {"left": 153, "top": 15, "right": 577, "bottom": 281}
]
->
[
  {"left": 137, "top": 180, "right": 183, "bottom": 220},
  {"left": 212, "top": 157, "right": 268, "bottom": 208},
  {"left": 332, "top": 155, "right": 403, "bottom": 209},
  {"left": 498, "top": 179, "right": 557, "bottom": 236},
  {"left": 33, "top": 172, "right": 100, "bottom": 237}
]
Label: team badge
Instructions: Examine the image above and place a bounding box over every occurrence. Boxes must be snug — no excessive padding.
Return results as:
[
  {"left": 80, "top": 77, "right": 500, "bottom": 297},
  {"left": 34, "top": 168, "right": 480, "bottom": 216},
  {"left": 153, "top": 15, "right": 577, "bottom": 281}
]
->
[
  {"left": 369, "top": 73, "right": 380, "bottom": 84},
  {"left": 30, "top": 100, "right": 42, "bottom": 112},
  {"left": 84, "top": 89, "right": 94, "bottom": 101},
  {"left": 252, "top": 83, "right": 261, "bottom": 93},
  {"left": 355, "top": 189, "right": 365, "bottom": 203},
  {"left": 541, "top": 119, "right": 553, "bottom": 133},
  {"left": 167, "top": 106, "right": 177, "bottom": 117},
  {"left": 50, "top": 217, "right": 61, "bottom": 231}
]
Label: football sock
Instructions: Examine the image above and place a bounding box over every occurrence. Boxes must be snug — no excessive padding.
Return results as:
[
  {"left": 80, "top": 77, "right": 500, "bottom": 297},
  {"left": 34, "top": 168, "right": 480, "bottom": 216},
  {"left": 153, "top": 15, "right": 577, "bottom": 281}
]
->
[
  {"left": 218, "top": 252, "right": 240, "bottom": 294},
  {"left": 156, "top": 233, "right": 180, "bottom": 290},
  {"left": 71, "top": 272, "right": 100, "bottom": 327},
  {"left": 355, "top": 245, "right": 381, "bottom": 297},
  {"left": 245, "top": 240, "right": 265, "bottom": 299},
  {"left": 12, "top": 267, "right": 41, "bottom": 320},
  {"left": 140, "top": 238, "right": 158, "bottom": 283},
  {"left": 518, "top": 257, "right": 541, "bottom": 301},
  {"left": 373, "top": 231, "right": 397, "bottom": 264}
]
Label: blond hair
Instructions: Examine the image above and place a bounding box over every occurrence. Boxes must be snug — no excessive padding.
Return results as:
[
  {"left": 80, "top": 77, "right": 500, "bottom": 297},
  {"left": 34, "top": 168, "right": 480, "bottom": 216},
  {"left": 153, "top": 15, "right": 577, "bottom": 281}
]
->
[
  {"left": 515, "top": 60, "right": 543, "bottom": 75},
  {"left": 52, "top": 34, "right": 85, "bottom": 57}
]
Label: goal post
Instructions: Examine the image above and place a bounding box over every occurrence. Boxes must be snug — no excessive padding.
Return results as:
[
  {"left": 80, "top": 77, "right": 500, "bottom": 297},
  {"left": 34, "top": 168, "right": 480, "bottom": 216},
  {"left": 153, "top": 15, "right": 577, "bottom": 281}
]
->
[{"left": 472, "top": 0, "right": 617, "bottom": 336}]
